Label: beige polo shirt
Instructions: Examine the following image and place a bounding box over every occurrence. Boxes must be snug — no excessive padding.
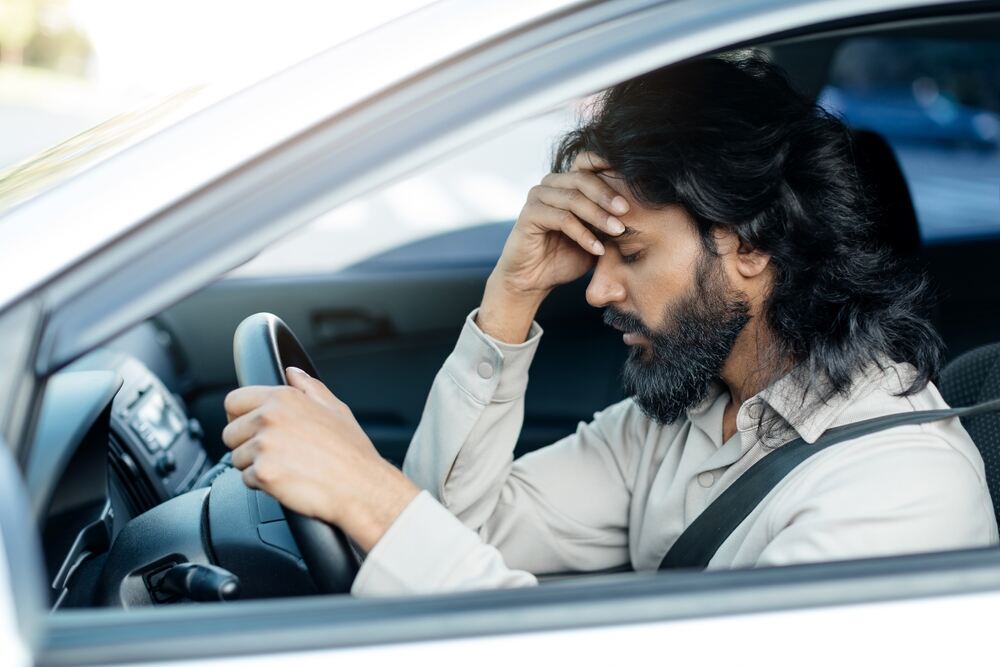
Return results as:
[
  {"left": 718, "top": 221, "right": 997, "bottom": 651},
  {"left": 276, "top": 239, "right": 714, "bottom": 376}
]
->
[{"left": 351, "top": 309, "right": 999, "bottom": 596}]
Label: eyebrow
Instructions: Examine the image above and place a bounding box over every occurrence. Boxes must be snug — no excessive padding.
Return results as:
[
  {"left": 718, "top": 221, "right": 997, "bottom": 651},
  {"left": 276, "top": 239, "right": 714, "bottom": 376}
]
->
[{"left": 592, "top": 224, "right": 642, "bottom": 244}]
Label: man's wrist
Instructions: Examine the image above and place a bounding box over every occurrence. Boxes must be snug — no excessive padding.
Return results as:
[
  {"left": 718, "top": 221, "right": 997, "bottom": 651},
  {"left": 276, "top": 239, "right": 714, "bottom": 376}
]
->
[
  {"left": 338, "top": 463, "right": 421, "bottom": 554},
  {"left": 477, "top": 274, "right": 548, "bottom": 344}
]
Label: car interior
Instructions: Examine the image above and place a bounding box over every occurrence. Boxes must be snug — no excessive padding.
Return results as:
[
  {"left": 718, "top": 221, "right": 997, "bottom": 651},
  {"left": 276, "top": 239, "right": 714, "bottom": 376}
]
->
[{"left": 25, "top": 10, "right": 1000, "bottom": 613}]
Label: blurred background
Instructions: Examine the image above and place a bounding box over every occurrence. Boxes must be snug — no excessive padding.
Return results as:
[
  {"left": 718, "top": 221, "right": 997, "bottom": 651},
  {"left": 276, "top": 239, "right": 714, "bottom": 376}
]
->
[
  {"left": 0, "top": 0, "right": 442, "bottom": 165},
  {"left": 0, "top": 0, "right": 574, "bottom": 274},
  {"left": 2, "top": 0, "right": 998, "bottom": 276}
]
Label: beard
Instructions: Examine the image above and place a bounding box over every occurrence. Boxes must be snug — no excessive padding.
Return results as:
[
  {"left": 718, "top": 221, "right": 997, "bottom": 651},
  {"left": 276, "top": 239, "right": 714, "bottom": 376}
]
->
[{"left": 603, "top": 256, "right": 751, "bottom": 425}]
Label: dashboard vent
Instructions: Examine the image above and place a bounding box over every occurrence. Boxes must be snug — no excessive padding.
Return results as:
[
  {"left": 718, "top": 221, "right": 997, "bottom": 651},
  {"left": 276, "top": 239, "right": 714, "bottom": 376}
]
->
[{"left": 108, "top": 432, "right": 159, "bottom": 515}]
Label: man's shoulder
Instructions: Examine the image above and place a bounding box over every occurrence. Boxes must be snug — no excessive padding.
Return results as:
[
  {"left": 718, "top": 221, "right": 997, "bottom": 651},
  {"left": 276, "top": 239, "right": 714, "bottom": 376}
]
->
[{"left": 802, "top": 367, "right": 990, "bottom": 496}]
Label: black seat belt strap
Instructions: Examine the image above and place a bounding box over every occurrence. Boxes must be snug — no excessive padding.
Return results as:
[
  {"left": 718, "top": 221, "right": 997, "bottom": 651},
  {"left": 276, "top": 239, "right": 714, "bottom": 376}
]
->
[{"left": 658, "top": 396, "right": 1000, "bottom": 571}]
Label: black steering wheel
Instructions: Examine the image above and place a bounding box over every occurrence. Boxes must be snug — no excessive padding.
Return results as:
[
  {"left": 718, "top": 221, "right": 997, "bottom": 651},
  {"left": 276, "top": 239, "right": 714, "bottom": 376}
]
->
[{"left": 232, "top": 312, "right": 360, "bottom": 594}]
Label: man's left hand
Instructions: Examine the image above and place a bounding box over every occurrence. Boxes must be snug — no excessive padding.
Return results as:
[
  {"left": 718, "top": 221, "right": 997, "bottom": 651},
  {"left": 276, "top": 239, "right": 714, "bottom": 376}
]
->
[{"left": 222, "top": 367, "right": 420, "bottom": 553}]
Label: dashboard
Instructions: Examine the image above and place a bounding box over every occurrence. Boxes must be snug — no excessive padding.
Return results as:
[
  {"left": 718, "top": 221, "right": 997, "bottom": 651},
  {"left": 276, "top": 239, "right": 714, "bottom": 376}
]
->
[{"left": 30, "top": 322, "right": 214, "bottom": 608}]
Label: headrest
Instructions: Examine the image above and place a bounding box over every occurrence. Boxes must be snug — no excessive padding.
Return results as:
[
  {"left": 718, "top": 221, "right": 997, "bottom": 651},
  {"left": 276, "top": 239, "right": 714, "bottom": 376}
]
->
[{"left": 851, "top": 129, "right": 921, "bottom": 257}]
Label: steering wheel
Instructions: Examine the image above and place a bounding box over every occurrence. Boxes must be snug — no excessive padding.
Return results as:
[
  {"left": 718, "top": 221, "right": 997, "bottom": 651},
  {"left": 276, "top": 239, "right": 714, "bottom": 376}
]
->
[{"left": 232, "top": 312, "right": 360, "bottom": 594}]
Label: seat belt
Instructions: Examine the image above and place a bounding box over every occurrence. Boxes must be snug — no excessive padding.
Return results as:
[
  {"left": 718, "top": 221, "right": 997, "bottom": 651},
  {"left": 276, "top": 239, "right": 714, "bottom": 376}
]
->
[{"left": 658, "top": 396, "right": 1000, "bottom": 571}]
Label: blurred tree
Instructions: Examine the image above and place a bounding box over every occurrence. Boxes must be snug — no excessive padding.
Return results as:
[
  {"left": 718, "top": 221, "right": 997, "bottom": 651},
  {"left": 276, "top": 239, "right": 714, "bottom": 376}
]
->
[
  {"left": 0, "top": 0, "right": 40, "bottom": 66},
  {"left": 24, "top": 22, "right": 91, "bottom": 75},
  {"left": 0, "top": 0, "right": 92, "bottom": 75}
]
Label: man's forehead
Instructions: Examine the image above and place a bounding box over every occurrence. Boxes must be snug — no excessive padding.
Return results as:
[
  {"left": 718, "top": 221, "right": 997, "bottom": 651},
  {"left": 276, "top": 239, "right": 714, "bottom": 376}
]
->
[
  {"left": 596, "top": 169, "right": 629, "bottom": 197},
  {"left": 592, "top": 169, "right": 693, "bottom": 239},
  {"left": 594, "top": 170, "right": 646, "bottom": 238}
]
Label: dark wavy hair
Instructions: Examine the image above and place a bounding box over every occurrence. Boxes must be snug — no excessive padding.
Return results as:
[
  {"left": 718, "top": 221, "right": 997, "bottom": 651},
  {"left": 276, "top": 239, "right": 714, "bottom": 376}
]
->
[{"left": 553, "top": 52, "right": 942, "bottom": 404}]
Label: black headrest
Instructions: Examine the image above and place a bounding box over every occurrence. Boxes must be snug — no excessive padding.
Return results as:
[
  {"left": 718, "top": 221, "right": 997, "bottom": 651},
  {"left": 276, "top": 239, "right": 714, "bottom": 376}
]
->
[{"left": 851, "top": 129, "right": 921, "bottom": 257}]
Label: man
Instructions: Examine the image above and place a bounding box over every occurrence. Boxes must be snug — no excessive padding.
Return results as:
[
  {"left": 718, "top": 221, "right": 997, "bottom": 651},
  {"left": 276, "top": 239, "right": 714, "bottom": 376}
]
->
[{"left": 221, "top": 54, "right": 998, "bottom": 596}]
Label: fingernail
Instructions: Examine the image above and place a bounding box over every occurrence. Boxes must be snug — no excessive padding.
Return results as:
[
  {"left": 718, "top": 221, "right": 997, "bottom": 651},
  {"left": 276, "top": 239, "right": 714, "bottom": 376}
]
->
[
  {"left": 286, "top": 366, "right": 306, "bottom": 376},
  {"left": 611, "top": 196, "right": 629, "bottom": 214},
  {"left": 592, "top": 239, "right": 605, "bottom": 255},
  {"left": 607, "top": 217, "right": 625, "bottom": 234}
]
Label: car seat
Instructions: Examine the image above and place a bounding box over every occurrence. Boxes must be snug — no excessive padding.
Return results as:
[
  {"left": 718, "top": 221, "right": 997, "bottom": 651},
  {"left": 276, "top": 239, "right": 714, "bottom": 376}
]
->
[
  {"left": 938, "top": 346, "right": 1000, "bottom": 523},
  {"left": 852, "top": 129, "right": 999, "bottom": 522},
  {"left": 851, "top": 128, "right": 921, "bottom": 258}
]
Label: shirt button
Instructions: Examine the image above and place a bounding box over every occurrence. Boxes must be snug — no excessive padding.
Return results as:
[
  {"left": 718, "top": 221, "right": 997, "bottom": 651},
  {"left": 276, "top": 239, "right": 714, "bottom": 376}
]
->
[
  {"left": 477, "top": 362, "right": 495, "bottom": 379},
  {"left": 697, "top": 471, "right": 716, "bottom": 488},
  {"left": 747, "top": 402, "right": 763, "bottom": 420}
]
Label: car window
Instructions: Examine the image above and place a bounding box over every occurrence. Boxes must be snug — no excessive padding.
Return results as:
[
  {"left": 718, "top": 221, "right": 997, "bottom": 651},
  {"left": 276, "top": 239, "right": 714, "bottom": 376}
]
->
[
  {"left": 229, "top": 105, "right": 580, "bottom": 278},
  {"left": 816, "top": 36, "right": 1000, "bottom": 244}
]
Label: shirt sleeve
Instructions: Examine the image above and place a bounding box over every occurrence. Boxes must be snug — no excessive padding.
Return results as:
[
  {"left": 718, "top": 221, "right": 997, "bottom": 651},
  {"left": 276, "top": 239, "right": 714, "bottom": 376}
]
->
[{"left": 351, "top": 308, "right": 640, "bottom": 597}]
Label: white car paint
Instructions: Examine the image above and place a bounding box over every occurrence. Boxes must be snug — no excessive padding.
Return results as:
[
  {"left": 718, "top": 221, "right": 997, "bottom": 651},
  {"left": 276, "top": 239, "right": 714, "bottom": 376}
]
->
[
  {"left": 0, "top": 533, "right": 30, "bottom": 667},
  {"left": 126, "top": 590, "right": 1000, "bottom": 667}
]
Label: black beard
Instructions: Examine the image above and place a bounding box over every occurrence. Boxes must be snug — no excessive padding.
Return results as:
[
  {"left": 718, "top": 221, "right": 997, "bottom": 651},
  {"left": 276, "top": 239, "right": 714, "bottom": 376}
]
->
[{"left": 604, "top": 257, "right": 751, "bottom": 425}]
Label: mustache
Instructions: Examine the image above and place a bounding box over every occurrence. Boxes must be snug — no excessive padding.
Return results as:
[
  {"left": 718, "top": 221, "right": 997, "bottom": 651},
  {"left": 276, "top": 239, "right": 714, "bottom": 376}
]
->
[{"left": 603, "top": 307, "right": 653, "bottom": 338}]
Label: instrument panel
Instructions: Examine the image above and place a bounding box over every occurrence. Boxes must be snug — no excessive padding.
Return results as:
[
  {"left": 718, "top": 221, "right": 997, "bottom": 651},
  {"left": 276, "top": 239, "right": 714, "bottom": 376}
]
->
[
  {"left": 107, "top": 354, "right": 209, "bottom": 513},
  {"left": 35, "top": 340, "right": 214, "bottom": 607}
]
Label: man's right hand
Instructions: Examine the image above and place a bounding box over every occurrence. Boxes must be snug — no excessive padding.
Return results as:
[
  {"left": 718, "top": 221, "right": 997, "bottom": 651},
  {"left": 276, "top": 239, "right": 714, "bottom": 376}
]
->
[{"left": 476, "top": 152, "right": 630, "bottom": 343}]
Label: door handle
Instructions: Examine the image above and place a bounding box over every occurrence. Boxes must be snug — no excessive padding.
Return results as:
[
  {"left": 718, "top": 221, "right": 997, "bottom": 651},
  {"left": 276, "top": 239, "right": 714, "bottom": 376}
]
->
[{"left": 310, "top": 309, "right": 394, "bottom": 345}]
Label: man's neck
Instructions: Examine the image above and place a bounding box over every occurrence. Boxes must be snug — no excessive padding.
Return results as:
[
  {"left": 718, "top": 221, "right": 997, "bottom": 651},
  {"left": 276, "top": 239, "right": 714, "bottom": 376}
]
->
[{"left": 719, "top": 319, "right": 790, "bottom": 442}]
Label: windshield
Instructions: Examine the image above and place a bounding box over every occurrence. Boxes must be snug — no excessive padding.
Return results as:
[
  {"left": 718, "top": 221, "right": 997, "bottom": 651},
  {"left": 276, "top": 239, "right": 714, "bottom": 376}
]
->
[{"left": 0, "top": 87, "right": 209, "bottom": 213}]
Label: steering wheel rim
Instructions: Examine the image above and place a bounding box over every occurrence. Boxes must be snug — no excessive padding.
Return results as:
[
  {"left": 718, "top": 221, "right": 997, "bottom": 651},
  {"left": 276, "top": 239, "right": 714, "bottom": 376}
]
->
[{"left": 233, "top": 312, "right": 360, "bottom": 594}]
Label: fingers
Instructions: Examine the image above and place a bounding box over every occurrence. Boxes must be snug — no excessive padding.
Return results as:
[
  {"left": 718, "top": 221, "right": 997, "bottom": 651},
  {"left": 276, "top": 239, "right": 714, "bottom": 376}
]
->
[
  {"left": 286, "top": 367, "right": 351, "bottom": 416},
  {"left": 529, "top": 185, "right": 624, "bottom": 242},
  {"left": 224, "top": 386, "right": 281, "bottom": 419},
  {"left": 241, "top": 464, "right": 262, "bottom": 490},
  {"left": 540, "top": 171, "right": 629, "bottom": 220},
  {"left": 230, "top": 436, "right": 261, "bottom": 470},
  {"left": 570, "top": 150, "right": 611, "bottom": 173},
  {"left": 522, "top": 200, "right": 606, "bottom": 255},
  {"left": 286, "top": 366, "right": 333, "bottom": 401},
  {"left": 222, "top": 408, "right": 262, "bottom": 451}
]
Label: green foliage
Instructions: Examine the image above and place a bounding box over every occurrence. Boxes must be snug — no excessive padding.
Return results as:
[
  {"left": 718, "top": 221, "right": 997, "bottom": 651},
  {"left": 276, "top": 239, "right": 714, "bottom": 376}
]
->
[{"left": 0, "top": 0, "right": 92, "bottom": 75}]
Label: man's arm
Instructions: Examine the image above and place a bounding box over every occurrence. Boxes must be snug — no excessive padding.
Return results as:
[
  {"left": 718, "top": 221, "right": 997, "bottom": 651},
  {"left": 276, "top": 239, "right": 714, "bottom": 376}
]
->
[
  {"left": 351, "top": 307, "right": 643, "bottom": 596},
  {"left": 221, "top": 152, "right": 636, "bottom": 595},
  {"left": 351, "top": 154, "right": 638, "bottom": 594}
]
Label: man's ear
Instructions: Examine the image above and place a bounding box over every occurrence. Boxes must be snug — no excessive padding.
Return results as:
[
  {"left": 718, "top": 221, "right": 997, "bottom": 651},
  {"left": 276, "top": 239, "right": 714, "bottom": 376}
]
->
[
  {"left": 734, "top": 239, "right": 771, "bottom": 279},
  {"left": 713, "top": 228, "right": 771, "bottom": 280}
]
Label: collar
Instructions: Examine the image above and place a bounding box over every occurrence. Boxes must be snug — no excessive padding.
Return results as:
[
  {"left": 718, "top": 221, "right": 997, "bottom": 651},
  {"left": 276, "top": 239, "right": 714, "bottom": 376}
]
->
[{"left": 733, "top": 356, "right": 918, "bottom": 449}]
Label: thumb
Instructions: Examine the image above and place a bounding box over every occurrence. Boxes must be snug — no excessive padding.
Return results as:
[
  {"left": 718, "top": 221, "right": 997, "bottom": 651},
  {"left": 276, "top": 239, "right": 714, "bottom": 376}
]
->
[{"left": 285, "top": 366, "right": 334, "bottom": 402}]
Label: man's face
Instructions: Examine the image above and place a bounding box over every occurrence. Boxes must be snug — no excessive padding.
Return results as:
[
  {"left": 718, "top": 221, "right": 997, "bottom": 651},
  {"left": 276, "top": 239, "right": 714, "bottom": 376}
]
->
[{"left": 587, "top": 175, "right": 752, "bottom": 424}]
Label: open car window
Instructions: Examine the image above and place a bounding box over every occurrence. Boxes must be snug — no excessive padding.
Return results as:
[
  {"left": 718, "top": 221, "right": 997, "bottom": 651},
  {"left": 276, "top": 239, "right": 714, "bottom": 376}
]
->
[
  {"left": 229, "top": 105, "right": 579, "bottom": 278},
  {"left": 817, "top": 36, "right": 1000, "bottom": 243}
]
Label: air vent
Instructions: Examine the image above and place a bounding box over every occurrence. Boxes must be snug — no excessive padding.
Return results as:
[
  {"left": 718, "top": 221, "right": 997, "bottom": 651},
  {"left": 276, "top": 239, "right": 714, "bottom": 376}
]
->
[{"left": 108, "top": 431, "right": 159, "bottom": 514}]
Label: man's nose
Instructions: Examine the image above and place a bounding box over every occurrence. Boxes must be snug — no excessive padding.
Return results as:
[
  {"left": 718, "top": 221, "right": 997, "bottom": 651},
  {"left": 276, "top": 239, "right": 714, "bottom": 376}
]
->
[{"left": 585, "top": 257, "right": 627, "bottom": 308}]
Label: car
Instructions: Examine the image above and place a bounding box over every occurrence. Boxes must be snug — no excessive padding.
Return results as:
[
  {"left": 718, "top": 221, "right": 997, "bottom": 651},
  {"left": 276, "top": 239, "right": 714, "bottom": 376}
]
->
[{"left": 2, "top": 0, "right": 1000, "bottom": 665}]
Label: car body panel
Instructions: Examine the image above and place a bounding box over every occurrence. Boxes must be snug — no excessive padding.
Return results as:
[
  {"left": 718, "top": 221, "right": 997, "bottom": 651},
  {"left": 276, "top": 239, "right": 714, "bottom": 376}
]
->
[
  {"left": 37, "top": 547, "right": 1000, "bottom": 665},
  {"left": 145, "top": 590, "right": 999, "bottom": 666}
]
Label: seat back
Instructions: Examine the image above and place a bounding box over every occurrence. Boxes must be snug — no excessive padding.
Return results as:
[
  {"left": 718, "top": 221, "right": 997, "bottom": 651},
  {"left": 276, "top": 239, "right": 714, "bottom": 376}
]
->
[{"left": 938, "top": 343, "right": 1000, "bottom": 522}]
